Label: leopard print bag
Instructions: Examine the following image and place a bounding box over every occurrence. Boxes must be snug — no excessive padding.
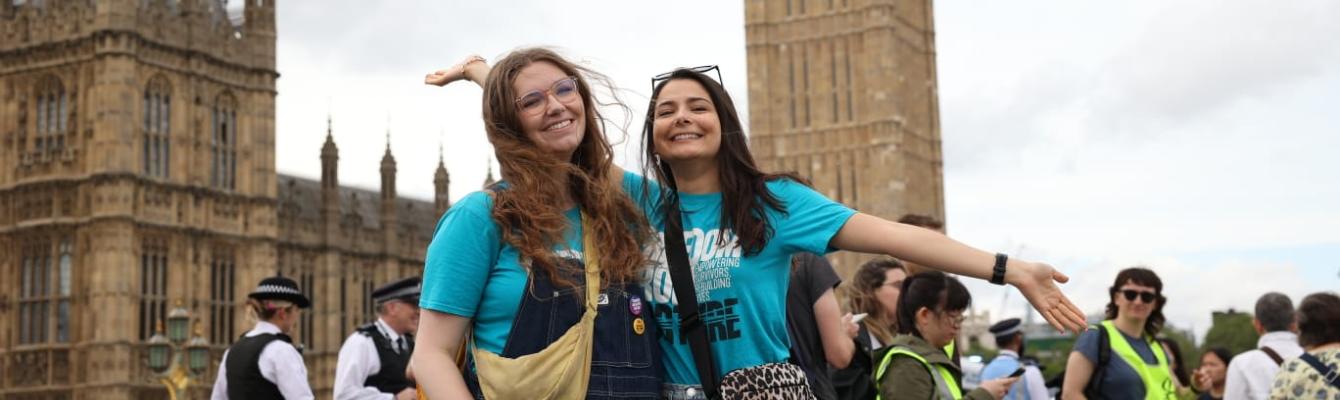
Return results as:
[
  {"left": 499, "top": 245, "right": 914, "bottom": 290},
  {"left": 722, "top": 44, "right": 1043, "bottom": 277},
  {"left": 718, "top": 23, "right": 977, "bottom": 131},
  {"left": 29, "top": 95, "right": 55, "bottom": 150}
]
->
[{"left": 717, "top": 362, "right": 816, "bottom": 400}]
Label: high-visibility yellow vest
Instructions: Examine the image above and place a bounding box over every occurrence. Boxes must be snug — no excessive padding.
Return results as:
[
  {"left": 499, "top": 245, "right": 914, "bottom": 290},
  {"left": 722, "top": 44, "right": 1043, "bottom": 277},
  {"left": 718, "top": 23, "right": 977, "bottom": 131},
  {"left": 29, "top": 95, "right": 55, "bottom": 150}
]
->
[
  {"left": 876, "top": 345, "right": 963, "bottom": 400},
  {"left": 1099, "top": 321, "right": 1177, "bottom": 400}
]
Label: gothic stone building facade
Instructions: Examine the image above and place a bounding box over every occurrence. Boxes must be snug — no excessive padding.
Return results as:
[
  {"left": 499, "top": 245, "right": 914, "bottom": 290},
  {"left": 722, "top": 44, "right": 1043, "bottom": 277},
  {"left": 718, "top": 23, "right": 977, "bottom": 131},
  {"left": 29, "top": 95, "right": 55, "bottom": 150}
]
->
[
  {"left": 0, "top": 1, "right": 448, "bottom": 399},
  {"left": 745, "top": 0, "right": 946, "bottom": 276}
]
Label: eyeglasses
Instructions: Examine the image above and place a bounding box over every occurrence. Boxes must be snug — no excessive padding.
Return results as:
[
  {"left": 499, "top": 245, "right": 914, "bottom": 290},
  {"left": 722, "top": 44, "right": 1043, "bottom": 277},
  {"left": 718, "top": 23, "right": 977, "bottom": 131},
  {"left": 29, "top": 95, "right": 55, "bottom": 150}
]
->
[
  {"left": 515, "top": 76, "right": 580, "bottom": 116},
  {"left": 1120, "top": 289, "right": 1160, "bottom": 304},
  {"left": 939, "top": 311, "right": 966, "bottom": 326},
  {"left": 651, "top": 65, "right": 723, "bottom": 94}
]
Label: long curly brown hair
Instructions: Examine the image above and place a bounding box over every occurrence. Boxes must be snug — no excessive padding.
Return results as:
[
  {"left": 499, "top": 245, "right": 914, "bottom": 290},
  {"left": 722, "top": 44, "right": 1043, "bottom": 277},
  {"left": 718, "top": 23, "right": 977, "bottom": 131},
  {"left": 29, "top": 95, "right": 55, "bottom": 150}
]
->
[{"left": 480, "top": 48, "right": 651, "bottom": 287}]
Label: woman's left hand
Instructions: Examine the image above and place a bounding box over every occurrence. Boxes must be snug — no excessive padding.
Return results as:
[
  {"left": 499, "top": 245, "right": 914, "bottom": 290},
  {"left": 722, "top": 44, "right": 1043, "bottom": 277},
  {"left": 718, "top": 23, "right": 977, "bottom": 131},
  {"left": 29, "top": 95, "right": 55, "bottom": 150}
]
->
[{"left": 1007, "top": 260, "right": 1087, "bottom": 333}]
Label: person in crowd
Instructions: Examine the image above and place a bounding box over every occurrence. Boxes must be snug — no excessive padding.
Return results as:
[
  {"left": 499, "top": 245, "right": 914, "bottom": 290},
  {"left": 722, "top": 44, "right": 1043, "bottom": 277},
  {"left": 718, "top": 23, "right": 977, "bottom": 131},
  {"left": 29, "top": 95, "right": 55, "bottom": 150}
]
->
[
  {"left": 1269, "top": 292, "right": 1340, "bottom": 399},
  {"left": 1162, "top": 337, "right": 1192, "bottom": 388},
  {"left": 980, "top": 318, "right": 1049, "bottom": 400},
  {"left": 875, "top": 271, "right": 1018, "bottom": 400},
  {"left": 414, "top": 48, "right": 661, "bottom": 399},
  {"left": 210, "top": 276, "right": 315, "bottom": 400},
  {"left": 833, "top": 258, "right": 908, "bottom": 400},
  {"left": 1193, "top": 347, "right": 1234, "bottom": 400},
  {"left": 334, "top": 277, "right": 422, "bottom": 400},
  {"left": 786, "top": 252, "right": 859, "bottom": 400},
  {"left": 1061, "top": 267, "right": 1184, "bottom": 400},
  {"left": 1224, "top": 292, "right": 1302, "bottom": 400}
]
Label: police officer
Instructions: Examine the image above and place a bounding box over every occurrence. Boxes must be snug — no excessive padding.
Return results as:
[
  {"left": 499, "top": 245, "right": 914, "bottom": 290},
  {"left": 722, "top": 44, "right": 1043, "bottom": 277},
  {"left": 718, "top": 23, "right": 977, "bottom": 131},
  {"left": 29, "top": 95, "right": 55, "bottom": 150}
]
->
[
  {"left": 981, "top": 318, "right": 1049, "bottom": 400},
  {"left": 210, "top": 276, "right": 315, "bottom": 400},
  {"left": 334, "top": 277, "right": 421, "bottom": 400}
]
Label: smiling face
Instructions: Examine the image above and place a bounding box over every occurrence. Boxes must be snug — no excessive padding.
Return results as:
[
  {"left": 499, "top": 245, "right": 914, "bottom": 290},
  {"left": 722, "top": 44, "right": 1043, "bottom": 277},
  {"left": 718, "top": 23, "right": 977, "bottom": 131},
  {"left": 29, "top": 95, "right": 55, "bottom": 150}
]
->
[
  {"left": 1114, "top": 281, "right": 1160, "bottom": 322},
  {"left": 512, "top": 61, "right": 586, "bottom": 159},
  {"left": 651, "top": 78, "right": 722, "bottom": 163}
]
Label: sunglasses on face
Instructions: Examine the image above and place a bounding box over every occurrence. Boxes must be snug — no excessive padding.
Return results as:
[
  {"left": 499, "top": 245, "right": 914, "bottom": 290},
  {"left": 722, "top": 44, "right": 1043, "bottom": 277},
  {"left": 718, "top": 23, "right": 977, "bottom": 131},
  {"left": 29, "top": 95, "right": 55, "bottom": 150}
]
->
[
  {"left": 515, "top": 76, "right": 580, "bottom": 116},
  {"left": 1120, "top": 289, "right": 1160, "bottom": 303},
  {"left": 650, "top": 65, "right": 723, "bottom": 94}
]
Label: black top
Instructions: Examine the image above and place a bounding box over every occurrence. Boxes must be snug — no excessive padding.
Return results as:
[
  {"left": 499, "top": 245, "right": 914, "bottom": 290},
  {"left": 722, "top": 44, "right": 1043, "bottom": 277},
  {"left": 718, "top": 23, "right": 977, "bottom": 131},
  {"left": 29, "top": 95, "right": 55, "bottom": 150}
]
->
[
  {"left": 225, "top": 333, "right": 292, "bottom": 400},
  {"left": 355, "top": 323, "right": 415, "bottom": 394},
  {"left": 786, "top": 253, "right": 843, "bottom": 400}
]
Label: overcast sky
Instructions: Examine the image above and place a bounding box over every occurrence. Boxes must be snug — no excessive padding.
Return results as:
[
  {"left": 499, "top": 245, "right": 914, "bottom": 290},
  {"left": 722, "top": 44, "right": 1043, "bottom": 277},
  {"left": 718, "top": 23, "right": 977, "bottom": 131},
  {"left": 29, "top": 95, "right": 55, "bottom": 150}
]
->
[{"left": 264, "top": 0, "right": 1340, "bottom": 341}]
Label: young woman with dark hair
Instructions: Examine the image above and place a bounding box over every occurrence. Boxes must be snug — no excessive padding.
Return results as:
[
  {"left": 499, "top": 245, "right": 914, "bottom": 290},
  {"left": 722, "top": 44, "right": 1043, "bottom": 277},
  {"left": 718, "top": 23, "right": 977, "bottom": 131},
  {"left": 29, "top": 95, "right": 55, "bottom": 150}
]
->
[
  {"left": 1193, "top": 347, "right": 1234, "bottom": 400},
  {"left": 873, "top": 271, "right": 1017, "bottom": 400},
  {"left": 1062, "top": 267, "right": 1186, "bottom": 400},
  {"left": 640, "top": 68, "right": 1084, "bottom": 397}
]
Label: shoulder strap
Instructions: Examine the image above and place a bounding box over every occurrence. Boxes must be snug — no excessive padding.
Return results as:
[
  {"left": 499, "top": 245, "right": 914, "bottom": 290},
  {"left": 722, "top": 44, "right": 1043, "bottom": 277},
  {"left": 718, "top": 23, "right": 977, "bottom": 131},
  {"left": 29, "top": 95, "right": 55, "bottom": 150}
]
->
[
  {"left": 1297, "top": 352, "right": 1340, "bottom": 389},
  {"left": 663, "top": 196, "right": 721, "bottom": 399},
  {"left": 1260, "top": 346, "right": 1284, "bottom": 366},
  {"left": 1085, "top": 326, "right": 1110, "bottom": 396}
]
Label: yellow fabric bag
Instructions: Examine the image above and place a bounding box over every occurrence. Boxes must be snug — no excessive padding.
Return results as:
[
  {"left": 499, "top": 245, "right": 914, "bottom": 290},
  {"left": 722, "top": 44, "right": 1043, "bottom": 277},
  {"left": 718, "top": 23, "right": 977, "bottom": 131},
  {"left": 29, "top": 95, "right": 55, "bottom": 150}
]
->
[{"left": 471, "top": 213, "right": 600, "bottom": 400}]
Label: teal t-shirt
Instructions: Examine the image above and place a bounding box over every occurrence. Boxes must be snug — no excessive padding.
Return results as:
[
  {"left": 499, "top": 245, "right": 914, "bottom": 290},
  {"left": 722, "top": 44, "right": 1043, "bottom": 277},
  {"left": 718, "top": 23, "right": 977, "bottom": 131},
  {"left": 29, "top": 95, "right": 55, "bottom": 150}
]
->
[
  {"left": 636, "top": 177, "right": 857, "bottom": 385},
  {"left": 419, "top": 171, "right": 641, "bottom": 354}
]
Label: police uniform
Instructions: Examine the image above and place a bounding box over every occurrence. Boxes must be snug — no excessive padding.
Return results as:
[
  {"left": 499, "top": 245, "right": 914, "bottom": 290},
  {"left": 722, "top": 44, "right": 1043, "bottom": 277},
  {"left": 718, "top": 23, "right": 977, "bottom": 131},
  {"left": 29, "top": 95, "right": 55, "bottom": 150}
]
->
[
  {"left": 980, "top": 318, "right": 1050, "bottom": 400},
  {"left": 210, "top": 276, "right": 315, "bottom": 400},
  {"left": 334, "top": 277, "right": 420, "bottom": 400}
]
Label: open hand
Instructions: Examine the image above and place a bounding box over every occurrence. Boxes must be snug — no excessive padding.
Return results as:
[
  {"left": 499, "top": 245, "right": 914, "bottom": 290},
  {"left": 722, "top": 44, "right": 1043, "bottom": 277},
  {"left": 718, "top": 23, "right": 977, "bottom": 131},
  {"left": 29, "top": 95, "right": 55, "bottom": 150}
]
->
[{"left": 1009, "top": 260, "right": 1087, "bottom": 334}]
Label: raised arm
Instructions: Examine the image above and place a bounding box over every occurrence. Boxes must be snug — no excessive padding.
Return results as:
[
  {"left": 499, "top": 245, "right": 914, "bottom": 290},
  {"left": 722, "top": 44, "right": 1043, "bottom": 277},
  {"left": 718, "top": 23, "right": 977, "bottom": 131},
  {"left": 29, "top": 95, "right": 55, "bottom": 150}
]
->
[
  {"left": 829, "top": 213, "right": 1087, "bottom": 333},
  {"left": 425, "top": 55, "right": 491, "bottom": 88}
]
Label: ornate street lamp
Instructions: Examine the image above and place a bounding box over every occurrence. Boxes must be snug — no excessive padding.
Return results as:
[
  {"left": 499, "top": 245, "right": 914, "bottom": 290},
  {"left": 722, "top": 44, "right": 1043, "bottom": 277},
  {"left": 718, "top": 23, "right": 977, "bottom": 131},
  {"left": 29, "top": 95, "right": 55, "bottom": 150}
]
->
[
  {"left": 167, "top": 306, "right": 190, "bottom": 342},
  {"left": 147, "top": 321, "right": 172, "bottom": 373},
  {"left": 147, "top": 301, "right": 212, "bottom": 400}
]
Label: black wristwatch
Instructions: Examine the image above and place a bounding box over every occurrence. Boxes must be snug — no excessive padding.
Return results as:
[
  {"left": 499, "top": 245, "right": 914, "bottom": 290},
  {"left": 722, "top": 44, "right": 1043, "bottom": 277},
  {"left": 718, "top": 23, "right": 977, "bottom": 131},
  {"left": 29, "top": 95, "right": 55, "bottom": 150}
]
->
[{"left": 990, "top": 253, "right": 1008, "bottom": 285}]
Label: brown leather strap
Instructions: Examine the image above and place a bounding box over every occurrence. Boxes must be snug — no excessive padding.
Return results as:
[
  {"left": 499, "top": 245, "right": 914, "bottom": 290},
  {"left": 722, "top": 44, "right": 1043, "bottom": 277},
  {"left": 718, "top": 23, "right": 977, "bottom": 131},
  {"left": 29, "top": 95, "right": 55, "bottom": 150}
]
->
[{"left": 1260, "top": 346, "right": 1284, "bottom": 366}]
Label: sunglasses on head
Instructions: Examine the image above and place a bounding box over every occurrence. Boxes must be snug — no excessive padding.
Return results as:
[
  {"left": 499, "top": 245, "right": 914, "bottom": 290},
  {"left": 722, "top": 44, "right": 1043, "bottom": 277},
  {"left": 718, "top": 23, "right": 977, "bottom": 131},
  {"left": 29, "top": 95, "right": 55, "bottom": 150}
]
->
[
  {"left": 1120, "top": 289, "right": 1160, "bottom": 303},
  {"left": 650, "top": 65, "right": 723, "bottom": 94}
]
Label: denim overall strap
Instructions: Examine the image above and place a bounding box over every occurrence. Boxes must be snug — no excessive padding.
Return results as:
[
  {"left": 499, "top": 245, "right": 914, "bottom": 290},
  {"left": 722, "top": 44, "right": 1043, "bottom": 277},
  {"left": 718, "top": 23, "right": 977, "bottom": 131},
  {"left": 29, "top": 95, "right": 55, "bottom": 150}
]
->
[{"left": 467, "top": 212, "right": 661, "bottom": 399}]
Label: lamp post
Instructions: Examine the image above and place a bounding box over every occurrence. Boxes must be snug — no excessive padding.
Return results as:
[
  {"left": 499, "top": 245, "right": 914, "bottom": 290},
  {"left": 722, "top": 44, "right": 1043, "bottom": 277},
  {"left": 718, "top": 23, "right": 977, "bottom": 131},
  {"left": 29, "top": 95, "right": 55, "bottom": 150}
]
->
[{"left": 147, "top": 302, "right": 211, "bottom": 400}]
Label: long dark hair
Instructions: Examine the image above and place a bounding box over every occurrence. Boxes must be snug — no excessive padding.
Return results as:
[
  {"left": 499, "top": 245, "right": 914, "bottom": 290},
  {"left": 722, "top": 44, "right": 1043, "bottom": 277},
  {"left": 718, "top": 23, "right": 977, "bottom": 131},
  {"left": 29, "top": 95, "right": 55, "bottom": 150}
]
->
[
  {"left": 1158, "top": 338, "right": 1191, "bottom": 386},
  {"left": 895, "top": 271, "right": 971, "bottom": 339},
  {"left": 1105, "top": 267, "right": 1166, "bottom": 337},
  {"left": 845, "top": 258, "right": 905, "bottom": 345},
  {"left": 481, "top": 48, "right": 651, "bottom": 287},
  {"left": 640, "top": 69, "right": 804, "bottom": 256}
]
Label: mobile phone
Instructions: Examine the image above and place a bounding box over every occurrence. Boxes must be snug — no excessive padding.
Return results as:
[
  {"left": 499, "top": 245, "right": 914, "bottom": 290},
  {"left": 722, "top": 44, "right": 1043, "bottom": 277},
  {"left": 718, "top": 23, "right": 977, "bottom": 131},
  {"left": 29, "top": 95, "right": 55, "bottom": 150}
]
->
[
  {"left": 850, "top": 313, "right": 868, "bottom": 323},
  {"left": 1008, "top": 367, "right": 1026, "bottom": 378}
]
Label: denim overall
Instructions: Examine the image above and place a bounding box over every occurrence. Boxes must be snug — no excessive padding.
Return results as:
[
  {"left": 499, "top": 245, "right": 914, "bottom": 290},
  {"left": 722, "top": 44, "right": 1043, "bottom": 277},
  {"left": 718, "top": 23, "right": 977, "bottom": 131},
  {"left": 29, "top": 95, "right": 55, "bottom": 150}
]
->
[{"left": 466, "top": 259, "right": 663, "bottom": 399}]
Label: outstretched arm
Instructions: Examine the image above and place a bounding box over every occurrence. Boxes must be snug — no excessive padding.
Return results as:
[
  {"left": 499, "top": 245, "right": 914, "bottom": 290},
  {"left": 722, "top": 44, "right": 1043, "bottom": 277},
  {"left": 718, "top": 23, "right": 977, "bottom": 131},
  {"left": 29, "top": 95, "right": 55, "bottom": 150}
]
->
[
  {"left": 425, "top": 55, "right": 490, "bottom": 88},
  {"left": 829, "top": 213, "right": 1087, "bottom": 333}
]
